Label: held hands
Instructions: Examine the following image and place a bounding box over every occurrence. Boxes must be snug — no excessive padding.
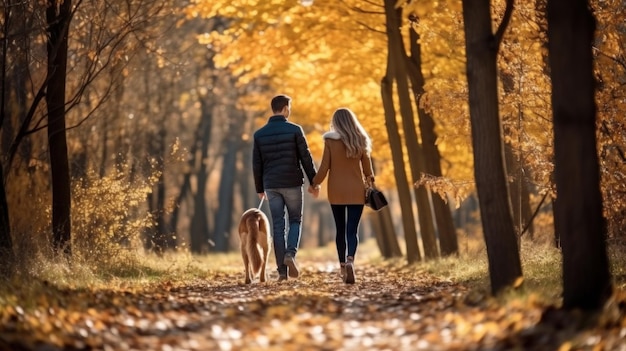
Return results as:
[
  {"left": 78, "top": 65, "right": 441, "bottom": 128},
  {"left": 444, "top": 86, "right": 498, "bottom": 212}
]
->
[{"left": 307, "top": 184, "right": 320, "bottom": 198}]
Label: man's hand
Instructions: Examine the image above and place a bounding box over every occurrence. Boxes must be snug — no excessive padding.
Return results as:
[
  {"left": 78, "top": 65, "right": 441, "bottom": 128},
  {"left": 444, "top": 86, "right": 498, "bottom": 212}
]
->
[
  {"left": 307, "top": 185, "right": 320, "bottom": 199},
  {"left": 258, "top": 193, "right": 265, "bottom": 200}
]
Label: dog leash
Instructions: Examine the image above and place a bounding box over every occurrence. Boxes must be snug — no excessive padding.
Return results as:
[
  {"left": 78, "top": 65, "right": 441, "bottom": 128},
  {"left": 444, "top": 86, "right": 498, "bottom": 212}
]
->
[{"left": 258, "top": 196, "right": 265, "bottom": 209}]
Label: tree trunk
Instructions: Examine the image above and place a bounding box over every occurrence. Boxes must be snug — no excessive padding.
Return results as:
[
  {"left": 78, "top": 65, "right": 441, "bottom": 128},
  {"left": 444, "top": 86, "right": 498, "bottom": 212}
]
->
[
  {"left": 47, "top": 0, "right": 72, "bottom": 256},
  {"left": 547, "top": 0, "right": 612, "bottom": 310},
  {"left": 151, "top": 126, "right": 169, "bottom": 253},
  {"left": 2, "top": 0, "right": 29, "bottom": 159},
  {"left": 504, "top": 141, "right": 534, "bottom": 239},
  {"left": 169, "top": 93, "right": 211, "bottom": 242},
  {"left": 369, "top": 213, "right": 388, "bottom": 257},
  {"left": 384, "top": 0, "right": 438, "bottom": 260},
  {"left": 190, "top": 178, "right": 209, "bottom": 253},
  {"left": 213, "top": 127, "right": 240, "bottom": 252},
  {"left": 381, "top": 206, "right": 402, "bottom": 258},
  {"left": 169, "top": 174, "right": 190, "bottom": 240},
  {"left": 369, "top": 157, "right": 402, "bottom": 258},
  {"left": 381, "top": 76, "right": 421, "bottom": 263},
  {"left": 551, "top": 197, "right": 561, "bottom": 248},
  {"left": 462, "top": 0, "right": 522, "bottom": 294},
  {"left": 407, "top": 18, "right": 459, "bottom": 256},
  {"left": 0, "top": 163, "right": 13, "bottom": 275},
  {"left": 98, "top": 112, "right": 109, "bottom": 178},
  {"left": 500, "top": 70, "right": 535, "bottom": 240},
  {"left": 189, "top": 97, "right": 213, "bottom": 253},
  {"left": 239, "top": 140, "right": 255, "bottom": 212},
  {"left": 0, "top": 3, "right": 15, "bottom": 272}
]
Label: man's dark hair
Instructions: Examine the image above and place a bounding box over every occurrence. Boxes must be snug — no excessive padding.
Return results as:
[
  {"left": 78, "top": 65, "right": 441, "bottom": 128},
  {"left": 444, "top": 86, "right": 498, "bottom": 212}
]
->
[{"left": 271, "top": 95, "right": 291, "bottom": 113}]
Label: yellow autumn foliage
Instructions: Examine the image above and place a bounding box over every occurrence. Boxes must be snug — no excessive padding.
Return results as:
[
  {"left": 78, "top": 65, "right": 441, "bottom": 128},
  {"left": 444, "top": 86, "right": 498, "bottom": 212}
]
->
[{"left": 186, "top": 0, "right": 626, "bottom": 237}]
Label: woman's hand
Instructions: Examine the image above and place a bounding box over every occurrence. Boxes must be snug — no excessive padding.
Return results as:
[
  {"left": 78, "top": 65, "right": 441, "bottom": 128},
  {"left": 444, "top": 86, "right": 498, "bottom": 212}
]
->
[{"left": 308, "top": 184, "right": 320, "bottom": 198}]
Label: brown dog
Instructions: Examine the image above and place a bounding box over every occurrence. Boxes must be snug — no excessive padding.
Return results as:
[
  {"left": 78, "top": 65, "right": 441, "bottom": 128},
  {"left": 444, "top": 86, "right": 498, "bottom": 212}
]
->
[{"left": 238, "top": 208, "right": 271, "bottom": 284}]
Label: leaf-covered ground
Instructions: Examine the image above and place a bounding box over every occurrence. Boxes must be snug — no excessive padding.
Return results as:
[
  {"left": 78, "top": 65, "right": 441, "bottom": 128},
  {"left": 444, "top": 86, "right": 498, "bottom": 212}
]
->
[{"left": 1, "top": 256, "right": 625, "bottom": 351}]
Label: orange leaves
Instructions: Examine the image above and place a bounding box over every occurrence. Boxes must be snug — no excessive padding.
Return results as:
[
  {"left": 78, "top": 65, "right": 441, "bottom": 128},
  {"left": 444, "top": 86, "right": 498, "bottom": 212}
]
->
[
  {"left": 416, "top": 172, "right": 472, "bottom": 207},
  {"left": 1, "top": 257, "right": 626, "bottom": 350}
]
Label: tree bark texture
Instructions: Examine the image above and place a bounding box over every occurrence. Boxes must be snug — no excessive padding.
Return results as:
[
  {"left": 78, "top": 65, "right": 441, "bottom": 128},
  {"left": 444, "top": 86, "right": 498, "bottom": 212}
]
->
[
  {"left": 547, "top": 0, "right": 612, "bottom": 309},
  {"left": 384, "top": 0, "right": 438, "bottom": 260},
  {"left": 381, "top": 76, "right": 421, "bottom": 263},
  {"left": 47, "top": 0, "right": 72, "bottom": 256},
  {"left": 408, "top": 20, "right": 459, "bottom": 256},
  {"left": 462, "top": 0, "right": 522, "bottom": 294}
]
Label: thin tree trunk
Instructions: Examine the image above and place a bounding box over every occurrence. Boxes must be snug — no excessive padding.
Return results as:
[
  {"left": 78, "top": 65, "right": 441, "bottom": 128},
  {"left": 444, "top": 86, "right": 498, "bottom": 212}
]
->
[
  {"left": 381, "top": 76, "right": 421, "bottom": 263},
  {"left": 551, "top": 197, "right": 560, "bottom": 248},
  {"left": 407, "top": 18, "right": 459, "bottom": 256},
  {"left": 239, "top": 141, "right": 255, "bottom": 211},
  {"left": 520, "top": 181, "right": 533, "bottom": 239},
  {"left": 213, "top": 123, "right": 240, "bottom": 252},
  {"left": 169, "top": 91, "right": 210, "bottom": 241},
  {"left": 504, "top": 141, "right": 534, "bottom": 239},
  {"left": 547, "top": 0, "right": 611, "bottom": 309},
  {"left": 462, "top": 0, "right": 522, "bottom": 294},
  {"left": 47, "top": 0, "right": 72, "bottom": 256},
  {"left": 369, "top": 213, "right": 388, "bottom": 257},
  {"left": 189, "top": 97, "right": 212, "bottom": 253},
  {"left": 381, "top": 207, "right": 402, "bottom": 258},
  {"left": 169, "top": 175, "right": 189, "bottom": 238},
  {"left": 190, "top": 179, "right": 209, "bottom": 253},
  {"left": 151, "top": 126, "right": 168, "bottom": 253},
  {"left": 0, "top": 163, "right": 13, "bottom": 275},
  {"left": 370, "top": 157, "right": 402, "bottom": 258},
  {"left": 0, "top": 2, "right": 14, "bottom": 271},
  {"left": 384, "top": 0, "right": 438, "bottom": 260},
  {"left": 500, "top": 71, "right": 535, "bottom": 240}
]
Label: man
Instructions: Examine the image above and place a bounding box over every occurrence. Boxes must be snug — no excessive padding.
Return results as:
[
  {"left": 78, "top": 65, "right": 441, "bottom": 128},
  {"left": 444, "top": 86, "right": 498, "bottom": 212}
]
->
[{"left": 253, "top": 94, "right": 317, "bottom": 281}]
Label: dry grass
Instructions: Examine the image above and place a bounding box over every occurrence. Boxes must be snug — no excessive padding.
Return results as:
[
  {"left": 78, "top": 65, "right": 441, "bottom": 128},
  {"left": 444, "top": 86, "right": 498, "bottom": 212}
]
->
[
  {"left": 3, "top": 224, "right": 625, "bottom": 311},
  {"left": 418, "top": 234, "right": 626, "bottom": 306}
]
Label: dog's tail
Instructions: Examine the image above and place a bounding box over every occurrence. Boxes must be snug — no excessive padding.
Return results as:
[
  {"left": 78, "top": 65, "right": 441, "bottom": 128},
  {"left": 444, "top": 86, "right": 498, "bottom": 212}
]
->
[{"left": 245, "top": 210, "right": 264, "bottom": 276}]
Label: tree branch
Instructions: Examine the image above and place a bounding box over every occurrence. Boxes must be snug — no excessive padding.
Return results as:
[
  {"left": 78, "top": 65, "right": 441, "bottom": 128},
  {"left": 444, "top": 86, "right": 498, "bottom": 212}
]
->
[
  {"left": 592, "top": 46, "right": 626, "bottom": 71},
  {"left": 519, "top": 191, "right": 548, "bottom": 238},
  {"left": 494, "top": 0, "right": 514, "bottom": 49}
]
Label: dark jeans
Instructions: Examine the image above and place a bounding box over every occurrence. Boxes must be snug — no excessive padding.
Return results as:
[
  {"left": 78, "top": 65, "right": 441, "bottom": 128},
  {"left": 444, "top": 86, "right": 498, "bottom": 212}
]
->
[
  {"left": 266, "top": 187, "right": 303, "bottom": 276},
  {"left": 331, "top": 204, "right": 364, "bottom": 263}
]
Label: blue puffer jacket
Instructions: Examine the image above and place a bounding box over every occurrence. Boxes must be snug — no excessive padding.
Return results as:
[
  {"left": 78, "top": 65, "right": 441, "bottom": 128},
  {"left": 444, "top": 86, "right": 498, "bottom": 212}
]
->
[{"left": 253, "top": 115, "right": 317, "bottom": 193}]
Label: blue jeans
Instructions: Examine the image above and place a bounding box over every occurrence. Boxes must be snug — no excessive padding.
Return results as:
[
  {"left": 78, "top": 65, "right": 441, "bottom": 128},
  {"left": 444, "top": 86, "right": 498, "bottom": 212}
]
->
[
  {"left": 331, "top": 204, "right": 364, "bottom": 263},
  {"left": 265, "top": 187, "right": 303, "bottom": 276}
]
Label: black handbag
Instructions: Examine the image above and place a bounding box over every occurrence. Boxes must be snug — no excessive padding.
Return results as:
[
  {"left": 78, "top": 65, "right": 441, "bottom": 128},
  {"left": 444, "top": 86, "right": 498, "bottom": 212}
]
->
[{"left": 365, "top": 186, "right": 388, "bottom": 211}]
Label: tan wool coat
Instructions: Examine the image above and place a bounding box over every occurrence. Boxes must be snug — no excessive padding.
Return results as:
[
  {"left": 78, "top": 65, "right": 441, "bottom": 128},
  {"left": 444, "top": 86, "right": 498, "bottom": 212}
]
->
[{"left": 312, "top": 132, "right": 374, "bottom": 205}]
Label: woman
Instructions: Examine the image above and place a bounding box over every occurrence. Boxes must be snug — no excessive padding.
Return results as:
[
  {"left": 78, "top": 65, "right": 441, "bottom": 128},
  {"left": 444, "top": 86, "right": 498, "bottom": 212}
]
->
[{"left": 310, "top": 108, "right": 375, "bottom": 284}]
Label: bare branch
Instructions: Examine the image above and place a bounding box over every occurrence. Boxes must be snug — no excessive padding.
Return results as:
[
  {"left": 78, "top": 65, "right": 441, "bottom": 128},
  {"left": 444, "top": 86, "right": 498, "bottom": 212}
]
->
[
  {"left": 593, "top": 46, "right": 626, "bottom": 71},
  {"left": 6, "top": 84, "right": 46, "bottom": 170}
]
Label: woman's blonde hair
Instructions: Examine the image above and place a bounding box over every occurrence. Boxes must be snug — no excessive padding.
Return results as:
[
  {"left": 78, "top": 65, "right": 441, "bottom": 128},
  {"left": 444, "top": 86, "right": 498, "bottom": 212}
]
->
[{"left": 331, "top": 108, "right": 372, "bottom": 158}]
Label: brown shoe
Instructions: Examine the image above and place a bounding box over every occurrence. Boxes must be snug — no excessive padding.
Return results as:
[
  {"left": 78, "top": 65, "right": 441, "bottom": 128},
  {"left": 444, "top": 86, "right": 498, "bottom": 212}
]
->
[
  {"left": 284, "top": 254, "right": 300, "bottom": 278},
  {"left": 345, "top": 257, "right": 355, "bottom": 284}
]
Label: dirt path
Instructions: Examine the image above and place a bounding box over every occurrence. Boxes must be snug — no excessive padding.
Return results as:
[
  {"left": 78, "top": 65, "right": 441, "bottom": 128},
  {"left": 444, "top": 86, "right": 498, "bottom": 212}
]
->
[{"left": 1, "top": 259, "right": 625, "bottom": 350}]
